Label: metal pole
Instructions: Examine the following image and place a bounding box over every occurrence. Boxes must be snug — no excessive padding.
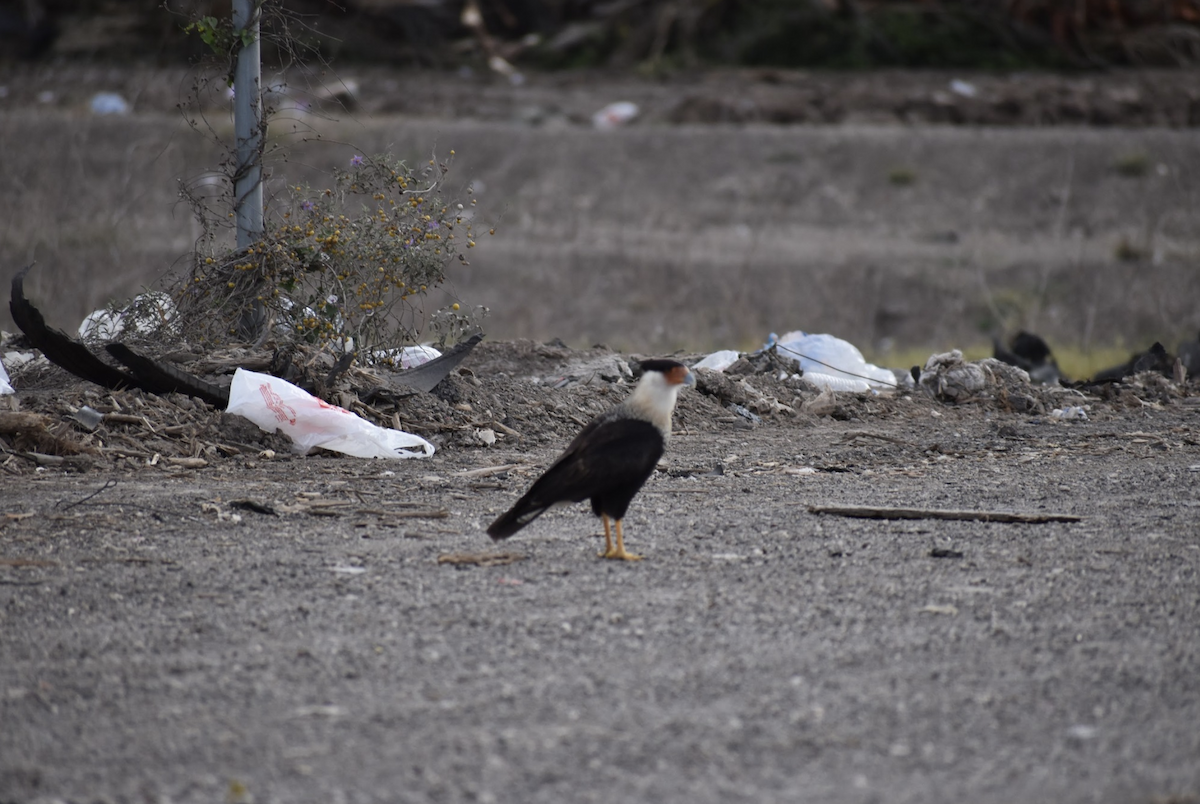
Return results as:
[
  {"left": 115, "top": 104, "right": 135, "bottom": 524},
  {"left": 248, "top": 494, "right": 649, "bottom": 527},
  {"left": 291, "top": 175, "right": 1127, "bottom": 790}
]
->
[
  {"left": 232, "top": 0, "right": 263, "bottom": 251},
  {"left": 232, "top": 0, "right": 264, "bottom": 340}
]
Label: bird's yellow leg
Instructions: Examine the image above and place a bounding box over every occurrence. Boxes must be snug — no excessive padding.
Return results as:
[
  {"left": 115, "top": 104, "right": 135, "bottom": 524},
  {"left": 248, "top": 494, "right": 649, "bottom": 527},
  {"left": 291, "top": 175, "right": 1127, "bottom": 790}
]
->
[
  {"left": 598, "top": 514, "right": 614, "bottom": 558},
  {"left": 606, "top": 519, "right": 643, "bottom": 561}
]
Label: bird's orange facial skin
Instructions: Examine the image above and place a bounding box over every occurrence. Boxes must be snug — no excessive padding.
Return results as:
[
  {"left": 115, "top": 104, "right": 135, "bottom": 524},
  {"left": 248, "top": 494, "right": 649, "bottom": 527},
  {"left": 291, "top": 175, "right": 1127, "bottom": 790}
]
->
[{"left": 665, "top": 366, "right": 694, "bottom": 386}]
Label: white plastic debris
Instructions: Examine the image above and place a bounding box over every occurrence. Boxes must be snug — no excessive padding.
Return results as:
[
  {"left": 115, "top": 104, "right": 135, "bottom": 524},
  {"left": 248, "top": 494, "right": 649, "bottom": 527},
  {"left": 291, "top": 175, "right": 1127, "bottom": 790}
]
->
[
  {"left": 3, "top": 350, "right": 36, "bottom": 370},
  {"left": 919, "top": 350, "right": 986, "bottom": 401},
  {"left": 800, "top": 372, "right": 878, "bottom": 393},
  {"left": 919, "top": 351, "right": 1032, "bottom": 403},
  {"left": 488, "top": 55, "right": 525, "bottom": 86},
  {"left": 773, "top": 331, "right": 897, "bottom": 392},
  {"left": 226, "top": 368, "right": 435, "bottom": 459},
  {"left": 693, "top": 350, "right": 740, "bottom": 372},
  {"left": 593, "top": 101, "right": 639, "bottom": 129},
  {"left": 90, "top": 92, "right": 130, "bottom": 115},
  {"left": 79, "top": 292, "right": 177, "bottom": 342},
  {"left": 0, "top": 358, "right": 13, "bottom": 395},
  {"left": 373, "top": 344, "right": 442, "bottom": 369},
  {"left": 1065, "top": 724, "right": 1097, "bottom": 741},
  {"left": 1051, "top": 406, "right": 1088, "bottom": 421},
  {"left": 949, "top": 79, "right": 978, "bottom": 98}
]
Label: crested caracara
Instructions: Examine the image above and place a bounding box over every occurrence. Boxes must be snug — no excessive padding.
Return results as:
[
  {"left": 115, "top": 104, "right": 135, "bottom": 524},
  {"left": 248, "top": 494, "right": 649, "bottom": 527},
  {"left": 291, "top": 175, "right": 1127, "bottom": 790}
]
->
[{"left": 487, "top": 358, "right": 695, "bottom": 560}]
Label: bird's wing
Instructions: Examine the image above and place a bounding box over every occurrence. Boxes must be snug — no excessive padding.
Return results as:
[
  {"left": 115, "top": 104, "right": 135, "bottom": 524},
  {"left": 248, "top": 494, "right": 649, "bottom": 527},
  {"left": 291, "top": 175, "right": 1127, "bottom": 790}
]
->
[
  {"left": 487, "top": 417, "right": 663, "bottom": 540},
  {"left": 530, "top": 418, "right": 664, "bottom": 506}
]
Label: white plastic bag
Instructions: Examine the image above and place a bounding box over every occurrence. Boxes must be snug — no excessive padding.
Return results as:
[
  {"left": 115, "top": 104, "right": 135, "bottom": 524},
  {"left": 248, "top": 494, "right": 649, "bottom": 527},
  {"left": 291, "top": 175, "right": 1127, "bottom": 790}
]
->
[
  {"left": 692, "top": 350, "right": 740, "bottom": 372},
  {"left": 78, "top": 291, "right": 177, "bottom": 342},
  {"left": 593, "top": 101, "right": 639, "bottom": 129},
  {"left": 372, "top": 344, "right": 442, "bottom": 369},
  {"left": 773, "top": 331, "right": 897, "bottom": 392},
  {"left": 0, "top": 357, "right": 13, "bottom": 395},
  {"left": 227, "top": 368, "right": 435, "bottom": 459}
]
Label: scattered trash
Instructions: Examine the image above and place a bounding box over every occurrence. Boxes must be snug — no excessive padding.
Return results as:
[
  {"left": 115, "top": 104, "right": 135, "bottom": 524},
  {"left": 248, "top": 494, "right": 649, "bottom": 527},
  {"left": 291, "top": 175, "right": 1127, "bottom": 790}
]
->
[
  {"left": 389, "top": 333, "right": 483, "bottom": 393},
  {"left": 920, "top": 350, "right": 1027, "bottom": 404},
  {"left": 802, "top": 372, "right": 879, "bottom": 393},
  {"left": 226, "top": 368, "right": 435, "bottom": 459},
  {"left": 78, "top": 292, "right": 177, "bottom": 342},
  {"left": 949, "top": 79, "right": 978, "bottom": 98},
  {"left": 693, "top": 350, "right": 740, "bottom": 372},
  {"left": 593, "top": 101, "right": 639, "bottom": 129},
  {"left": 89, "top": 92, "right": 130, "bottom": 115},
  {"left": 1065, "top": 724, "right": 1097, "bottom": 742},
  {"left": 772, "top": 331, "right": 897, "bottom": 392},
  {"left": 68, "top": 406, "right": 104, "bottom": 431},
  {"left": 374, "top": 344, "right": 442, "bottom": 369},
  {"left": 1051, "top": 406, "right": 1088, "bottom": 421},
  {"left": 0, "top": 359, "right": 12, "bottom": 395},
  {"left": 728, "top": 403, "right": 760, "bottom": 424},
  {"left": 2, "top": 349, "right": 36, "bottom": 371}
]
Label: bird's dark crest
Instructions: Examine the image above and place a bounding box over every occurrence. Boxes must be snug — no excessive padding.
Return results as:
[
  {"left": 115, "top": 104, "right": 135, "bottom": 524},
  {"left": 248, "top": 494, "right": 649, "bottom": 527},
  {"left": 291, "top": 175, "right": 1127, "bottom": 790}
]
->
[{"left": 639, "top": 358, "right": 687, "bottom": 374}]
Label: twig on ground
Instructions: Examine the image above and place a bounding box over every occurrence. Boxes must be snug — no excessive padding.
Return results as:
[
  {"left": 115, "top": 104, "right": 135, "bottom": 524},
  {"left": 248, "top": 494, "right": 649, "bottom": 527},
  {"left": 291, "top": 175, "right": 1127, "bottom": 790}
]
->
[
  {"left": 56, "top": 479, "right": 118, "bottom": 511},
  {"left": 807, "top": 504, "right": 1081, "bottom": 523}
]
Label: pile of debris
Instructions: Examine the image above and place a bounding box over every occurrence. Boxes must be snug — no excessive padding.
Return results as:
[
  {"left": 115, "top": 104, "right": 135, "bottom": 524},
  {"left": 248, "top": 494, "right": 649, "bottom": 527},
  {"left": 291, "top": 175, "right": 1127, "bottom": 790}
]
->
[{"left": 5, "top": 265, "right": 1199, "bottom": 475}]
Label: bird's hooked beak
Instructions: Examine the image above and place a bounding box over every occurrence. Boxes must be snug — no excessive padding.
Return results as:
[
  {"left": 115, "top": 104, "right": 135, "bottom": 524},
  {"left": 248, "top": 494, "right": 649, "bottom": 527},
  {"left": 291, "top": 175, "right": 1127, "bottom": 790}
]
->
[{"left": 665, "top": 365, "right": 695, "bottom": 387}]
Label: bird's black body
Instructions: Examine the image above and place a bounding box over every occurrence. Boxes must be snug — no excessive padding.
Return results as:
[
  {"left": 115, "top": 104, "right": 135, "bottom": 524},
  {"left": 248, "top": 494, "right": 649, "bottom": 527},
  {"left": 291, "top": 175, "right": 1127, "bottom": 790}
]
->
[
  {"left": 487, "top": 416, "right": 664, "bottom": 540},
  {"left": 486, "top": 358, "right": 693, "bottom": 560}
]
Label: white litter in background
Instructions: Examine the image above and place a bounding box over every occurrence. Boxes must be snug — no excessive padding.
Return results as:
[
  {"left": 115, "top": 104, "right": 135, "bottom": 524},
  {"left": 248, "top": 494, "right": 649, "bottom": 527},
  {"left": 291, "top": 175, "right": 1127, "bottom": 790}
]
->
[
  {"left": 226, "top": 368, "right": 435, "bottom": 459},
  {"left": 1065, "top": 724, "right": 1097, "bottom": 741},
  {"left": 693, "top": 350, "right": 740, "bottom": 372},
  {"left": 0, "top": 358, "right": 13, "bottom": 395},
  {"left": 949, "top": 79, "right": 978, "bottom": 98},
  {"left": 3, "top": 350, "right": 36, "bottom": 371},
  {"left": 374, "top": 344, "right": 442, "bottom": 369},
  {"left": 593, "top": 101, "right": 639, "bottom": 129},
  {"left": 1051, "top": 406, "right": 1088, "bottom": 421},
  {"left": 90, "top": 92, "right": 130, "bottom": 115},
  {"left": 801, "top": 372, "right": 877, "bottom": 393},
  {"left": 773, "top": 331, "right": 897, "bottom": 391},
  {"left": 78, "top": 292, "right": 177, "bottom": 342}
]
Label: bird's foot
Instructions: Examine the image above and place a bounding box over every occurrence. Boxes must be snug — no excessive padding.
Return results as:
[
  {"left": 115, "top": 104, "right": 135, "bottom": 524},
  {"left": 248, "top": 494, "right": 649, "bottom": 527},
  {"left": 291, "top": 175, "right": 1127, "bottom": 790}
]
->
[{"left": 599, "top": 547, "right": 643, "bottom": 561}]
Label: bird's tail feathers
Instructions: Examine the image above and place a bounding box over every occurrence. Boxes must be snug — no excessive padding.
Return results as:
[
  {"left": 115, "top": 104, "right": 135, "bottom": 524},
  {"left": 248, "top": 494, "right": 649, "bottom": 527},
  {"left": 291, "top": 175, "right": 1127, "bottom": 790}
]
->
[{"left": 487, "top": 501, "right": 549, "bottom": 540}]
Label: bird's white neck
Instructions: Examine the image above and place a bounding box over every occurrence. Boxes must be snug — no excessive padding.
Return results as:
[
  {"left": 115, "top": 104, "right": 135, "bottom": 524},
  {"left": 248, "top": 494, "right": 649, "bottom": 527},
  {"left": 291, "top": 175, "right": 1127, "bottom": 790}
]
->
[{"left": 624, "top": 371, "right": 684, "bottom": 436}]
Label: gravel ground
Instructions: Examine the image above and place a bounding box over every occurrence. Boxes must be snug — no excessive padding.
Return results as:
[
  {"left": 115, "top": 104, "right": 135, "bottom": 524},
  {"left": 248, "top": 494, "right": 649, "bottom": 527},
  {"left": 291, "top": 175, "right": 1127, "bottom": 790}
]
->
[{"left": 2, "top": 341, "right": 1198, "bottom": 804}]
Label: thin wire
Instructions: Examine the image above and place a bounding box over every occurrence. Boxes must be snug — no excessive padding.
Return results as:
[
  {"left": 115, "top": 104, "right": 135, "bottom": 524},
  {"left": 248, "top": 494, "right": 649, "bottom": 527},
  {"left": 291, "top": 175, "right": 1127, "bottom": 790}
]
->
[{"left": 772, "top": 343, "right": 901, "bottom": 389}]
